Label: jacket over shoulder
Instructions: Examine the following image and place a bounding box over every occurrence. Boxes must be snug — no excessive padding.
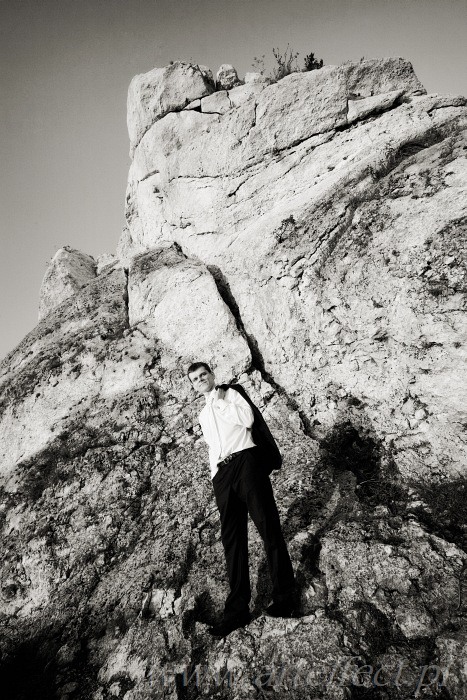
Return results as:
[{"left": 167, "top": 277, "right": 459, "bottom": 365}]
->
[{"left": 216, "top": 383, "right": 282, "bottom": 474}]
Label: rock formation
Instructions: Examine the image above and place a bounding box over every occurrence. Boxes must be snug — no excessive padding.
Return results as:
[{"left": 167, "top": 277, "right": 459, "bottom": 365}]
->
[
  {"left": 38, "top": 247, "right": 97, "bottom": 321},
  {"left": 1, "top": 58, "right": 466, "bottom": 700}
]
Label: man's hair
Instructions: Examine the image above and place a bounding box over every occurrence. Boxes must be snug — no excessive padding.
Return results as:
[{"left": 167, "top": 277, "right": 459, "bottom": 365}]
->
[{"left": 187, "top": 361, "right": 213, "bottom": 379}]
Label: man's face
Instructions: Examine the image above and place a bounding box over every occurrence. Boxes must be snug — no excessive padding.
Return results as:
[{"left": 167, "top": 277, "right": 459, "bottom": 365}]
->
[{"left": 189, "top": 366, "right": 216, "bottom": 395}]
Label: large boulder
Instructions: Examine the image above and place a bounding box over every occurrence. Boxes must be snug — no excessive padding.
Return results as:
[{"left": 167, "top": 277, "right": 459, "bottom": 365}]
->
[
  {"left": 216, "top": 63, "right": 242, "bottom": 90},
  {"left": 127, "top": 61, "right": 214, "bottom": 156},
  {"left": 343, "top": 57, "right": 426, "bottom": 97},
  {"left": 38, "top": 246, "right": 97, "bottom": 321},
  {"left": 127, "top": 245, "right": 251, "bottom": 378}
]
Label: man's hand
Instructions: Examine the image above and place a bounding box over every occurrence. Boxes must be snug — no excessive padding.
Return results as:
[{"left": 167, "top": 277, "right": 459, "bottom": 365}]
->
[{"left": 215, "top": 387, "right": 226, "bottom": 401}]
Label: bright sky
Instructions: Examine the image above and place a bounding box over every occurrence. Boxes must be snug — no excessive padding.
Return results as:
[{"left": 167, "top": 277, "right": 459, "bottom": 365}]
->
[{"left": 1, "top": 0, "right": 466, "bottom": 360}]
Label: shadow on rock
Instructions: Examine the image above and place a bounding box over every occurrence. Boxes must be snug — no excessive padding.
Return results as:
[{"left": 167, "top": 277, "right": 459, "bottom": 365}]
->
[
  {"left": 0, "top": 635, "right": 59, "bottom": 700},
  {"left": 413, "top": 478, "right": 467, "bottom": 553},
  {"left": 319, "top": 420, "right": 408, "bottom": 515},
  {"left": 182, "top": 590, "right": 218, "bottom": 632}
]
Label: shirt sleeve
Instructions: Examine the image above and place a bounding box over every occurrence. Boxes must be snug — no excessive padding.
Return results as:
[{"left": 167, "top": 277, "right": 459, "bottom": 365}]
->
[{"left": 214, "top": 388, "right": 254, "bottom": 428}]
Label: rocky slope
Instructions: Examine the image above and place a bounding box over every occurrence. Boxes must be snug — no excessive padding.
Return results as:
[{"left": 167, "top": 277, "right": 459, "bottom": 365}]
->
[{"left": 1, "top": 58, "right": 466, "bottom": 700}]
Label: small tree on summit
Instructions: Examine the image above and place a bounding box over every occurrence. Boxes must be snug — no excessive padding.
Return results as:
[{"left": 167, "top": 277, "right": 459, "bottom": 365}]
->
[{"left": 304, "top": 52, "right": 324, "bottom": 71}]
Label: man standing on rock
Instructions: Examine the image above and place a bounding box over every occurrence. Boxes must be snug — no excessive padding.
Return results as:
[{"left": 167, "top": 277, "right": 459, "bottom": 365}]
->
[{"left": 187, "top": 361, "right": 296, "bottom": 637}]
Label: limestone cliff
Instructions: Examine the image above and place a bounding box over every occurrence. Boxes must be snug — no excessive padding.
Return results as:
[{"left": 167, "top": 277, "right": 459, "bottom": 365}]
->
[{"left": 1, "top": 58, "right": 466, "bottom": 700}]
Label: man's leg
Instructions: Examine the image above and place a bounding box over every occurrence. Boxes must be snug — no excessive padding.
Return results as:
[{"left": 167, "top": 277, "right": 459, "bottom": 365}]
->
[
  {"left": 235, "top": 449, "right": 295, "bottom": 607},
  {"left": 212, "top": 466, "right": 251, "bottom": 620}
]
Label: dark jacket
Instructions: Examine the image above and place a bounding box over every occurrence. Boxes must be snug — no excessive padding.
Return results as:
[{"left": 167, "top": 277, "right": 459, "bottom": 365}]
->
[{"left": 216, "top": 383, "right": 282, "bottom": 475}]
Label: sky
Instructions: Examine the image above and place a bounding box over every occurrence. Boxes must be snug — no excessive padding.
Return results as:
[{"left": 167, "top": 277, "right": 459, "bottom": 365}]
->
[{"left": 1, "top": 0, "right": 466, "bottom": 360}]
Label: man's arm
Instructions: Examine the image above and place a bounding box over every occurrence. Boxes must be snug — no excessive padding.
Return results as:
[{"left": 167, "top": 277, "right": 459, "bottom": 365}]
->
[{"left": 213, "top": 387, "right": 254, "bottom": 428}]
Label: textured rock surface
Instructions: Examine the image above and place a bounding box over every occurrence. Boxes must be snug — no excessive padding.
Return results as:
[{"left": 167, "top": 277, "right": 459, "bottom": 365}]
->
[
  {"left": 343, "top": 57, "right": 426, "bottom": 97},
  {"left": 1, "top": 58, "right": 467, "bottom": 699},
  {"left": 38, "top": 246, "right": 97, "bottom": 321},
  {"left": 216, "top": 63, "right": 242, "bottom": 90},
  {"left": 118, "top": 59, "right": 467, "bottom": 487},
  {"left": 127, "top": 61, "right": 214, "bottom": 155},
  {"left": 127, "top": 245, "right": 250, "bottom": 378}
]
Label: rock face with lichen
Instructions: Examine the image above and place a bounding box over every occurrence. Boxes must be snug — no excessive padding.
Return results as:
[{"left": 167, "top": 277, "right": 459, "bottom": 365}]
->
[{"left": 1, "top": 58, "right": 466, "bottom": 700}]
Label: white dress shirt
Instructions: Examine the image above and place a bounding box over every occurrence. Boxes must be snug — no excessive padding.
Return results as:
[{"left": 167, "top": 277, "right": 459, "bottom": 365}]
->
[{"left": 199, "top": 387, "right": 256, "bottom": 478}]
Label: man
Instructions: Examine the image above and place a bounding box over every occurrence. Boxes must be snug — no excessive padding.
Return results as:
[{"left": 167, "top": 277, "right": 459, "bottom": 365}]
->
[{"left": 187, "top": 361, "right": 296, "bottom": 637}]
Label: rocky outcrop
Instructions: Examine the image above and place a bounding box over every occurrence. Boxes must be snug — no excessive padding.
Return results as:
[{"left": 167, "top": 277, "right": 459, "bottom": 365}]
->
[
  {"left": 1, "top": 58, "right": 467, "bottom": 699},
  {"left": 127, "top": 61, "right": 214, "bottom": 156},
  {"left": 118, "top": 58, "right": 430, "bottom": 263},
  {"left": 38, "top": 247, "right": 97, "bottom": 321},
  {"left": 342, "top": 57, "right": 426, "bottom": 97},
  {"left": 119, "top": 56, "right": 467, "bottom": 486},
  {"left": 127, "top": 246, "right": 250, "bottom": 378},
  {"left": 216, "top": 63, "right": 243, "bottom": 90}
]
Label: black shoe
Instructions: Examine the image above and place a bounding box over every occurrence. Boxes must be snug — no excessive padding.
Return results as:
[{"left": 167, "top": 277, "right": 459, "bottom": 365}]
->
[
  {"left": 208, "top": 612, "right": 251, "bottom": 637},
  {"left": 264, "top": 600, "right": 296, "bottom": 618}
]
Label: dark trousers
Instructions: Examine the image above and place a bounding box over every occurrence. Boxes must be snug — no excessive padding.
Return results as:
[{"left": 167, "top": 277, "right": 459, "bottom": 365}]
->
[{"left": 212, "top": 447, "right": 295, "bottom": 619}]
